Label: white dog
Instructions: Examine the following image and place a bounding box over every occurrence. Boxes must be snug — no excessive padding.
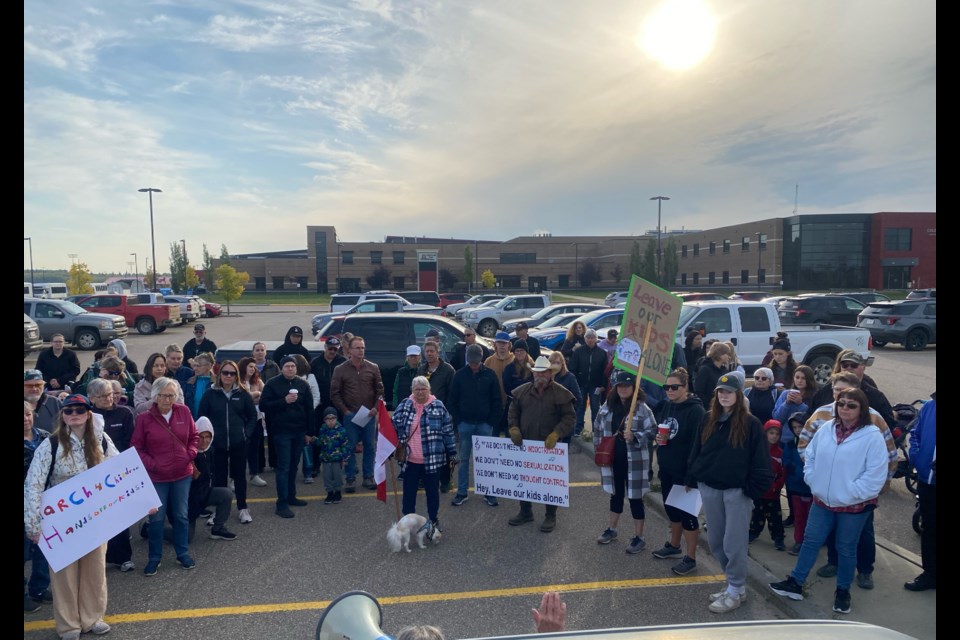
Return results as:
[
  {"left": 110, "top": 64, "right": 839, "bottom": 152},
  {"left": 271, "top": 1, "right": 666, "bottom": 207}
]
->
[{"left": 387, "top": 514, "right": 442, "bottom": 553}]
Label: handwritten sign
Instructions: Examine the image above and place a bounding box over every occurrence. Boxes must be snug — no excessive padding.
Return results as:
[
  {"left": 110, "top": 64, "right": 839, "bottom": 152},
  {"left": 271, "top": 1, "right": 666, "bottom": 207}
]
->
[
  {"left": 34, "top": 448, "right": 161, "bottom": 572},
  {"left": 471, "top": 436, "right": 569, "bottom": 507},
  {"left": 615, "top": 337, "right": 642, "bottom": 367},
  {"left": 613, "top": 275, "right": 683, "bottom": 386}
]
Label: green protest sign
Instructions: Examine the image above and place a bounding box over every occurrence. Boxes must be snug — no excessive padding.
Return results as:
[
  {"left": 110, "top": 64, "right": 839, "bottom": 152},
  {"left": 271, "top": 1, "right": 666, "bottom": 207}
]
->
[{"left": 612, "top": 275, "right": 683, "bottom": 386}]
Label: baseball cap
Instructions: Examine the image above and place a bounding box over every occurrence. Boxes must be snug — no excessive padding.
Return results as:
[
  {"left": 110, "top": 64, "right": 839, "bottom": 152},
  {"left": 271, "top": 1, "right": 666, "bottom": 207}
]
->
[
  {"left": 466, "top": 343, "right": 484, "bottom": 364},
  {"left": 607, "top": 328, "right": 618, "bottom": 339},
  {"left": 515, "top": 321, "right": 529, "bottom": 331},
  {"left": 194, "top": 323, "right": 206, "bottom": 331},
  {"left": 24, "top": 369, "right": 44, "bottom": 382},
  {"left": 289, "top": 326, "right": 304, "bottom": 336},
  {"left": 839, "top": 350, "right": 868, "bottom": 366},
  {"left": 715, "top": 373, "right": 743, "bottom": 393},
  {"left": 494, "top": 331, "right": 511, "bottom": 343},
  {"left": 325, "top": 336, "right": 341, "bottom": 348},
  {"left": 406, "top": 345, "right": 422, "bottom": 357},
  {"left": 62, "top": 394, "right": 92, "bottom": 409}
]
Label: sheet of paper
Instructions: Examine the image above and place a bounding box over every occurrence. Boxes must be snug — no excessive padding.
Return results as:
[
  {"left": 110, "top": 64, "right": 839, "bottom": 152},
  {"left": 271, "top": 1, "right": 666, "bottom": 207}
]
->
[
  {"left": 665, "top": 484, "right": 702, "bottom": 518},
  {"left": 352, "top": 405, "right": 372, "bottom": 426}
]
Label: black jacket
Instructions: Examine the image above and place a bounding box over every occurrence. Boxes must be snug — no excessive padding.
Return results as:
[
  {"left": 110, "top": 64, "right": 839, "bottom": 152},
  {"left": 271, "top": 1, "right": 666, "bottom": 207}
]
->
[
  {"left": 693, "top": 360, "right": 725, "bottom": 403},
  {"left": 654, "top": 395, "right": 705, "bottom": 478},
  {"left": 310, "top": 353, "right": 347, "bottom": 412},
  {"left": 93, "top": 405, "right": 135, "bottom": 452},
  {"left": 183, "top": 338, "right": 218, "bottom": 363},
  {"left": 570, "top": 344, "right": 607, "bottom": 393},
  {"left": 450, "top": 342, "right": 492, "bottom": 371},
  {"left": 188, "top": 447, "right": 215, "bottom": 522},
  {"left": 419, "top": 360, "right": 456, "bottom": 405},
  {"left": 36, "top": 348, "right": 80, "bottom": 388},
  {"left": 511, "top": 336, "right": 541, "bottom": 361},
  {"left": 744, "top": 386, "right": 780, "bottom": 425},
  {"left": 686, "top": 412, "right": 773, "bottom": 499},
  {"left": 260, "top": 375, "right": 316, "bottom": 435},
  {"left": 272, "top": 327, "right": 311, "bottom": 364},
  {"left": 447, "top": 365, "right": 502, "bottom": 426},
  {"left": 198, "top": 386, "right": 259, "bottom": 449}
]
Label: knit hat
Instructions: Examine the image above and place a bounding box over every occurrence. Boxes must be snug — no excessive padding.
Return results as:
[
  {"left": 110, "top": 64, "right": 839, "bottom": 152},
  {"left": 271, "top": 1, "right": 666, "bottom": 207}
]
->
[
  {"left": 512, "top": 340, "right": 529, "bottom": 353},
  {"left": 466, "top": 343, "right": 484, "bottom": 364},
  {"left": 763, "top": 419, "right": 782, "bottom": 434},
  {"left": 323, "top": 407, "right": 339, "bottom": 419},
  {"left": 772, "top": 332, "right": 791, "bottom": 352},
  {"left": 279, "top": 355, "right": 297, "bottom": 366}
]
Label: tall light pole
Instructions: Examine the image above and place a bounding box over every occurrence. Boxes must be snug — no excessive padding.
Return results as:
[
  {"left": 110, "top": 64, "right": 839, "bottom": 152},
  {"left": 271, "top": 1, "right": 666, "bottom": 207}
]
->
[
  {"left": 138, "top": 187, "right": 162, "bottom": 291},
  {"left": 337, "top": 243, "right": 343, "bottom": 292},
  {"left": 650, "top": 196, "right": 670, "bottom": 283},
  {"left": 24, "top": 237, "right": 35, "bottom": 294},
  {"left": 130, "top": 252, "right": 139, "bottom": 291},
  {"left": 756, "top": 231, "right": 763, "bottom": 288}
]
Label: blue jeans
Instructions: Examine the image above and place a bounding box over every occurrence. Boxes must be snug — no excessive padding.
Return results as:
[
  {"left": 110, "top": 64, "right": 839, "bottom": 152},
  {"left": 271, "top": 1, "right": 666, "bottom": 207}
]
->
[
  {"left": 344, "top": 412, "right": 375, "bottom": 481},
  {"left": 826, "top": 509, "right": 875, "bottom": 574},
  {"left": 790, "top": 503, "right": 871, "bottom": 591},
  {"left": 147, "top": 475, "right": 191, "bottom": 562},
  {"left": 456, "top": 421, "right": 493, "bottom": 496},
  {"left": 23, "top": 529, "right": 50, "bottom": 598},
  {"left": 402, "top": 462, "right": 440, "bottom": 522},
  {"left": 576, "top": 390, "right": 602, "bottom": 433},
  {"left": 273, "top": 430, "right": 305, "bottom": 508}
]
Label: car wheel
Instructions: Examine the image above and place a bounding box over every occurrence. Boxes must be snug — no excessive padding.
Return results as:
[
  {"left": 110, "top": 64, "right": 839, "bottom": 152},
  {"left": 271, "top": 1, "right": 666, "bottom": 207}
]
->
[
  {"left": 75, "top": 329, "right": 100, "bottom": 350},
  {"left": 806, "top": 353, "right": 837, "bottom": 387},
  {"left": 872, "top": 339, "right": 887, "bottom": 347},
  {"left": 477, "top": 319, "right": 499, "bottom": 338},
  {"left": 136, "top": 317, "right": 157, "bottom": 335},
  {"left": 904, "top": 329, "right": 928, "bottom": 351}
]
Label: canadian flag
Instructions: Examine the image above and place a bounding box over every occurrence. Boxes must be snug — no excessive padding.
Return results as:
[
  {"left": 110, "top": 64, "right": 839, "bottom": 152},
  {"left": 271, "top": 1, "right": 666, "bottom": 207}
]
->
[{"left": 374, "top": 399, "right": 398, "bottom": 502}]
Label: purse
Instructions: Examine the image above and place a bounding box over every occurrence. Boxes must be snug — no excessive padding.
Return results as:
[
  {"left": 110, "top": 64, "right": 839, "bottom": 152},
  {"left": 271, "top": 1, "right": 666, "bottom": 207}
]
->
[{"left": 594, "top": 435, "right": 616, "bottom": 467}]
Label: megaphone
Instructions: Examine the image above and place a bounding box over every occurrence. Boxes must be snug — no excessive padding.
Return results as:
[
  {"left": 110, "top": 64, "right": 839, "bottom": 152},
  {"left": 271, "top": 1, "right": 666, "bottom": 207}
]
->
[{"left": 316, "top": 590, "right": 390, "bottom": 640}]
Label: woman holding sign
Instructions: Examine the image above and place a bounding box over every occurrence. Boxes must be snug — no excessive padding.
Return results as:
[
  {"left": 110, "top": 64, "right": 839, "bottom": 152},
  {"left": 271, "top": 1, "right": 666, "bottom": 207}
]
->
[
  {"left": 593, "top": 371, "right": 657, "bottom": 554},
  {"left": 24, "top": 394, "right": 119, "bottom": 640}
]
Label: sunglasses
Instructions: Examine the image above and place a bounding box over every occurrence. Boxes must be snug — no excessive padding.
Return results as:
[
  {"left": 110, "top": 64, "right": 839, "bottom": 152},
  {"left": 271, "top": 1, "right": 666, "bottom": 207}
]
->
[
  {"left": 194, "top": 330, "right": 205, "bottom": 334},
  {"left": 62, "top": 407, "right": 89, "bottom": 416},
  {"left": 105, "top": 370, "right": 121, "bottom": 377},
  {"left": 836, "top": 400, "right": 860, "bottom": 409},
  {"left": 220, "top": 370, "right": 238, "bottom": 377},
  {"left": 663, "top": 384, "right": 684, "bottom": 391},
  {"left": 840, "top": 361, "right": 861, "bottom": 369},
  {"left": 754, "top": 376, "right": 769, "bottom": 381}
]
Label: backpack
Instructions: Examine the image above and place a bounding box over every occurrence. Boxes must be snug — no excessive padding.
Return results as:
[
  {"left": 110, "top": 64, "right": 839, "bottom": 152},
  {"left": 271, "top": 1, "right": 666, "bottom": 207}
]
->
[{"left": 45, "top": 435, "right": 109, "bottom": 489}]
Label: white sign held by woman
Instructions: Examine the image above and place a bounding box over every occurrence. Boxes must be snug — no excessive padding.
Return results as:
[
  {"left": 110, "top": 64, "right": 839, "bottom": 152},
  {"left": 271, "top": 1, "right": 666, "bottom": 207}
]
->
[{"left": 471, "top": 436, "right": 569, "bottom": 507}]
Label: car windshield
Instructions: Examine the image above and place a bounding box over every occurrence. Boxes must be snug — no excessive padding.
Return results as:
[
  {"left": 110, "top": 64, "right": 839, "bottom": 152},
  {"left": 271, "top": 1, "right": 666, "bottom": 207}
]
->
[
  {"left": 57, "top": 300, "right": 88, "bottom": 315},
  {"left": 539, "top": 313, "right": 581, "bottom": 329},
  {"left": 678, "top": 304, "right": 701, "bottom": 327},
  {"left": 576, "top": 308, "right": 615, "bottom": 325}
]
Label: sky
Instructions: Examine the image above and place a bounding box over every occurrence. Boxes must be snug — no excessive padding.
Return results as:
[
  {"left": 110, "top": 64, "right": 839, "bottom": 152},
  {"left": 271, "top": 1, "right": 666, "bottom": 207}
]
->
[{"left": 24, "top": 0, "right": 936, "bottom": 274}]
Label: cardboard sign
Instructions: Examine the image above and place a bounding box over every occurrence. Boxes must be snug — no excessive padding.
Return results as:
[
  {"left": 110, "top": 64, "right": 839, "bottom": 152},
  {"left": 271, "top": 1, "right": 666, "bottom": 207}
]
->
[
  {"left": 613, "top": 275, "right": 683, "bottom": 385},
  {"left": 471, "top": 436, "right": 569, "bottom": 507}
]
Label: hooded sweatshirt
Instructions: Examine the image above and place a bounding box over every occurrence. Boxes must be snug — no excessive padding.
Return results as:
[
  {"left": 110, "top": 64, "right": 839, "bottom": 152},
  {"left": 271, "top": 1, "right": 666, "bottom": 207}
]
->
[
  {"left": 188, "top": 417, "right": 215, "bottom": 521},
  {"left": 109, "top": 339, "right": 139, "bottom": 376},
  {"left": 654, "top": 394, "right": 706, "bottom": 478},
  {"left": 272, "top": 327, "right": 311, "bottom": 364}
]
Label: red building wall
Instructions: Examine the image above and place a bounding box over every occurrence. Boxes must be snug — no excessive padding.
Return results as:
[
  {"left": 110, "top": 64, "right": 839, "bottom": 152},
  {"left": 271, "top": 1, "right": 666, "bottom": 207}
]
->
[{"left": 869, "top": 212, "right": 936, "bottom": 289}]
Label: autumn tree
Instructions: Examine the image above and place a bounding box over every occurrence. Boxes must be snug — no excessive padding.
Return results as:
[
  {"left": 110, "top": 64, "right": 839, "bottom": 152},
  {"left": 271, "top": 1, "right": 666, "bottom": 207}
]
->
[
  {"left": 66, "top": 262, "right": 94, "bottom": 295},
  {"left": 481, "top": 269, "right": 496, "bottom": 289},
  {"left": 215, "top": 264, "right": 249, "bottom": 315}
]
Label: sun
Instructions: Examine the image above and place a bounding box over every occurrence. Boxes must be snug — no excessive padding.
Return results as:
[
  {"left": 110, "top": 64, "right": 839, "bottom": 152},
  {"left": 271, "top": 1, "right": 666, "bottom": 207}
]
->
[{"left": 638, "top": 0, "right": 717, "bottom": 71}]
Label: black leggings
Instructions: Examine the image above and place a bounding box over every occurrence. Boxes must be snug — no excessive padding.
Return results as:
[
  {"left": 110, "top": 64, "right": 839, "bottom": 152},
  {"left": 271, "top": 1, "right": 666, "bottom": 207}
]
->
[
  {"left": 659, "top": 471, "right": 699, "bottom": 531},
  {"left": 214, "top": 446, "right": 248, "bottom": 509},
  {"left": 610, "top": 444, "right": 645, "bottom": 520}
]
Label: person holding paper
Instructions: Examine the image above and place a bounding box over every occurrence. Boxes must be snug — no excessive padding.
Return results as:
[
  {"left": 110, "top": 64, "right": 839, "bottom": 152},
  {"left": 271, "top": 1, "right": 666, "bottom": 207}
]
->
[
  {"left": 686, "top": 373, "right": 772, "bottom": 614},
  {"left": 330, "top": 336, "right": 384, "bottom": 493},
  {"left": 24, "top": 394, "right": 119, "bottom": 640},
  {"left": 651, "top": 368, "right": 705, "bottom": 576},
  {"left": 593, "top": 371, "right": 657, "bottom": 554}
]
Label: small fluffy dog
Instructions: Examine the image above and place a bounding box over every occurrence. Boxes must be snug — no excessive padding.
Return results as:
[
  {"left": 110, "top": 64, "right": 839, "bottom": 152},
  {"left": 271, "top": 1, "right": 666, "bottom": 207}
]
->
[{"left": 387, "top": 514, "right": 441, "bottom": 553}]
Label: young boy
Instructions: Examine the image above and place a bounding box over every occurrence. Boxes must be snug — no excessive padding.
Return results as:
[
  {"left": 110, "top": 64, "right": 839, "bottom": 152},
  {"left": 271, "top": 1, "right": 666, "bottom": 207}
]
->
[
  {"left": 316, "top": 408, "right": 351, "bottom": 504},
  {"left": 749, "top": 419, "right": 786, "bottom": 550},
  {"left": 781, "top": 412, "right": 813, "bottom": 555}
]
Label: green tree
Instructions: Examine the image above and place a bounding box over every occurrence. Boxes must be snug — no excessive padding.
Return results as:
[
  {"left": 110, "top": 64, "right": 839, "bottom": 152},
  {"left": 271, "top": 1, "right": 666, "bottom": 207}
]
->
[
  {"left": 215, "top": 264, "right": 249, "bottom": 315},
  {"left": 611, "top": 263, "right": 623, "bottom": 284},
  {"left": 463, "top": 246, "right": 474, "bottom": 291},
  {"left": 219, "top": 244, "right": 231, "bottom": 265},
  {"left": 629, "top": 240, "right": 642, "bottom": 277},
  {"left": 168, "top": 242, "right": 187, "bottom": 293},
  {"left": 662, "top": 237, "right": 679, "bottom": 289},
  {"left": 201, "top": 244, "right": 215, "bottom": 291},
  {"left": 145, "top": 265, "right": 156, "bottom": 291},
  {"left": 366, "top": 266, "right": 391, "bottom": 290},
  {"left": 578, "top": 260, "right": 602, "bottom": 287},
  {"left": 481, "top": 269, "right": 496, "bottom": 289},
  {"left": 185, "top": 265, "right": 200, "bottom": 291},
  {"left": 641, "top": 241, "right": 658, "bottom": 285},
  {"left": 439, "top": 268, "right": 458, "bottom": 291},
  {"left": 66, "top": 262, "right": 94, "bottom": 295}
]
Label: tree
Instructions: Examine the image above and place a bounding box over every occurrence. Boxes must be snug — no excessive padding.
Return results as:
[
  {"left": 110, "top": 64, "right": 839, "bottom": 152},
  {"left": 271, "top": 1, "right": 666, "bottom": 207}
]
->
[
  {"left": 169, "top": 242, "right": 187, "bottom": 293},
  {"left": 366, "top": 266, "right": 391, "bottom": 290},
  {"left": 611, "top": 263, "right": 623, "bottom": 284},
  {"left": 641, "top": 241, "right": 658, "bottom": 285},
  {"left": 481, "top": 269, "right": 496, "bottom": 289},
  {"left": 215, "top": 264, "right": 249, "bottom": 315},
  {"left": 463, "top": 246, "right": 474, "bottom": 291},
  {"left": 66, "top": 262, "right": 94, "bottom": 295},
  {"left": 629, "top": 240, "right": 642, "bottom": 277},
  {"left": 185, "top": 265, "right": 200, "bottom": 291},
  {"left": 219, "top": 244, "right": 231, "bottom": 265},
  {"left": 439, "top": 268, "right": 458, "bottom": 291},
  {"left": 662, "top": 237, "right": 679, "bottom": 289},
  {"left": 201, "top": 244, "right": 215, "bottom": 291},
  {"left": 145, "top": 265, "right": 156, "bottom": 291},
  {"left": 578, "top": 260, "right": 602, "bottom": 288}
]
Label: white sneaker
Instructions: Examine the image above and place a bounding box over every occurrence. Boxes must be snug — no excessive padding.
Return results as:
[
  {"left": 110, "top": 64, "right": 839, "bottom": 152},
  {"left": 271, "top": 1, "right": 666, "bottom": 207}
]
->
[
  {"left": 206, "top": 515, "right": 215, "bottom": 526},
  {"left": 119, "top": 560, "right": 135, "bottom": 572},
  {"left": 249, "top": 475, "right": 267, "bottom": 487},
  {"left": 238, "top": 508, "right": 253, "bottom": 524},
  {"left": 709, "top": 589, "right": 746, "bottom": 603},
  {"left": 229, "top": 480, "right": 235, "bottom": 491},
  {"left": 708, "top": 591, "right": 742, "bottom": 613}
]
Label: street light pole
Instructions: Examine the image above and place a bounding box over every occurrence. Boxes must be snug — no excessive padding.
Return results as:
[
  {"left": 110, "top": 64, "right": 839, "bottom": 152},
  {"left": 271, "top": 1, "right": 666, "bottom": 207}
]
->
[
  {"left": 130, "top": 252, "right": 139, "bottom": 291},
  {"left": 756, "top": 231, "right": 763, "bottom": 288},
  {"left": 573, "top": 242, "right": 579, "bottom": 288},
  {"left": 24, "top": 237, "right": 35, "bottom": 294},
  {"left": 337, "top": 243, "right": 343, "bottom": 292},
  {"left": 138, "top": 188, "right": 162, "bottom": 291},
  {"left": 650, "top": 196, "right": 670, "bottom": 283}
]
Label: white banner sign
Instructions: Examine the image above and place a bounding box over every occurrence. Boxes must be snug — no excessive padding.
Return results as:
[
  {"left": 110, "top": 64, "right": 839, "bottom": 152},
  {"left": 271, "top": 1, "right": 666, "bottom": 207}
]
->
[
  {"left": 35, "top": 448, "right": 161, "bottom": 572},
  {"left": 471, "top": 436, "right": 569, "bottom": 507}
]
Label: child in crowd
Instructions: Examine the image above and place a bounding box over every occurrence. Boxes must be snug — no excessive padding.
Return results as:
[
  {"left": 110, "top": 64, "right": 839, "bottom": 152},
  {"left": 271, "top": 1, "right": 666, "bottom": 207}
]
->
[
  {"left": 316, "top": 407, "right": 351, "bottom": 504},
  {"left": 749, "top": 419, "right": 786, "bottom": 550},
  {"left": 781, "top": 412, "right": 813, "bottom": 555}
]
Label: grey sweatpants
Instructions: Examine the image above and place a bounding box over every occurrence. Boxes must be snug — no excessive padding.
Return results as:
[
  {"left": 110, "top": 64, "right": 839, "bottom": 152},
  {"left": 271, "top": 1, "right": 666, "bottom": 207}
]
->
[{"left": 699, "top": 483, "right": 753, "bottom": 591}]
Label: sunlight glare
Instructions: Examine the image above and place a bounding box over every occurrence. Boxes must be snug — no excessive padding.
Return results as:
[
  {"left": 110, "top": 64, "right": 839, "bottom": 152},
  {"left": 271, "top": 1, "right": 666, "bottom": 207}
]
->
[{"left": 638, "top": 0, "right": 717, "bottom": 71}]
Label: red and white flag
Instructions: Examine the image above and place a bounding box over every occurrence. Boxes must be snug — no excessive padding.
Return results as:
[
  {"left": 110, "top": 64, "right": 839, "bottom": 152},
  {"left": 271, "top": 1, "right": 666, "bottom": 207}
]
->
[{"left": 374, "top": 399, "right": 398, "bottom": 502}]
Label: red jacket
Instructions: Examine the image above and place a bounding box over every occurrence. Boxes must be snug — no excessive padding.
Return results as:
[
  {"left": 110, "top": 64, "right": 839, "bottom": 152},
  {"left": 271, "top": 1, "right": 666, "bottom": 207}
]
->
[
  {"left": 761, "top": 443, "right": 785, "bottom": 500},
  {"left": 132, "top": 403, "right": 198, "bottom": 483}
]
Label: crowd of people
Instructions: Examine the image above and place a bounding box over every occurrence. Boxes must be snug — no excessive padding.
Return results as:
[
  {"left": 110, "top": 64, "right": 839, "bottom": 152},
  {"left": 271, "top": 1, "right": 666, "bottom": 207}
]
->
[{"left": 24, "top": 323, "right": 935, "bottom": 637}]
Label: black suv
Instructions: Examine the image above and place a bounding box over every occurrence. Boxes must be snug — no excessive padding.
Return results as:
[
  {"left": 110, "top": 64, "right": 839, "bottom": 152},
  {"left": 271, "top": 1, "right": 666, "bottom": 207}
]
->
[
  {"left": 778, "top": 295, "right": 866, "bottom": 326},
  {"left": 400, "top": 291, "right": 441, "bottom": 307},
  {"left": 834, "top": 291, "right": 891, "bottom": 304},
  {"left": 857, "top": 300, "right": 936, "bottom": 350}
]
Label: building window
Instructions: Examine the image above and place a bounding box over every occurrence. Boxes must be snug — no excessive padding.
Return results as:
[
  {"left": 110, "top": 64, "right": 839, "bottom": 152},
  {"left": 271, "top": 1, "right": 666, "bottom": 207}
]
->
[
  {"left": 709, "top": 241, "right": 716, "bottom": 255},
  {"left": 500, "top": 275, "right": 522, "bottom": 287},
  {"left": 741, "top": 270, "right": 749, "bottom": 284},
  {"left": 693, "top": 243, "right": 700, "bottom": 257},
  {"left": 742, "top": 236, "right": 750, "bottom": 251},
  {"left": 722, "top": 239, "right": 730, "bottom": 254},
  {"left": 500, "top": 253, "right": 537, "bottom": 264},
  {"left": 370, "top": 251, "right": 382, "bottom": 264},
  {"left": 393, "top": 251, "right": 405, "bottom": 265},
  {"left": 722, "top": 271, "right": 730, "bottom": 284},
  {"left": 558, "top": 275, "right": 570, "bottom": 288},
  {"left": 758, "top": 234, "right": 767, "bottom": 250},
  {"left": 708, "top": 272, "right": 716, "bottom": 285},
  {"left": 682, "top": 245, "right": 688, "bottom": 257},
  {"left": 680, "top": 273, "right": 687, "bottom": 285},
  {"left": 758, "top": 268, "right": 766, "bottom": 284},
  {"left": 884, "top": 228, "right": 912, "bottom": 251},
  {"left": 296, "top": 277, "right": 308, "bottom": 289},
  {"left": 693, "top": 272, "right": 700, "bottom": 285},
  {"left": 342, "top": 251, "right": 354, "bottom": 265},
  {"left": 272, "top": 277, "right": 285, "bottom": 290}
]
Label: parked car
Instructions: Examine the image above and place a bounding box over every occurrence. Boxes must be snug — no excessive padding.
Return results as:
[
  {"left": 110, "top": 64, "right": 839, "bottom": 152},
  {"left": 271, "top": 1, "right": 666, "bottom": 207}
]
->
[
  {"left": 197, "top": 298, "right": 222, "bottom": 317},
  {"left": 834, "top": 291, "right": 892, "bottom": 304},
  {"left": 24, "top": 313, "right": 42, "bottom": 359},
  {"left": 314, "top": 313, "right": 496, "bottom": 409},
  {"left": 400, "top": 291, "right": 442, "bottom": 307},
  {"left": 444, "top": 294, "right": 505, "bottom": 318},
  {"left": 454, "top": 298, "right": 505, "bottom": 323},
  {"left": 507, "top": 312, "right": 583, "bottom": 338},
  {"left": 71, "top": 293, "right": 182, "bottom": 335},
  {"left": 162, "top": 294, "right": 204, "bottom": 322},
  {"left": 24, "top": 297, "right": 128, "bottom": 350},
  {"left": 438, "top": 293, "right": 471, "bottom": 308},
  {"left": 530, "top": 308, "right": 625, "bottom": 350},
  {"left": 328, "top": 292, "right": 407, "bottom": 313},
  {"left": 857, "top": 300, "right": 936, "bottom": 351},
  {"left": 461, "top": 294, "right": 552, "bottom": 337},
  {"left": 728, "top": 291, "right": 769, "bottom": 301},
  {"left": 676, "top": 292, "right": 727, "bottom": 302},
  {"left": 501, "top": 303, "right": 605, "bottom": 333},
  {"left": 906, "top": 288, "right": 936, "bottom": 300},
  {"left": 777, "top": 295, "right": 866, "bottom": 327},
  {"left": 604, "top": 291, "right": 629, "bottom": 307},
  {"left": 311, "top": 297, "right": 442, "bottom": 335},
  {"left": 760, "top": 295, "right": 791, "bottom": 308}
]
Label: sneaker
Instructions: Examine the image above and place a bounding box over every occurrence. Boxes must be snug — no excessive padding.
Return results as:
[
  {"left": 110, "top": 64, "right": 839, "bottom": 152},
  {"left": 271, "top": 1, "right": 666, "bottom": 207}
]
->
[
  {"left": 177, "top": 554, "right": 196, "bottom": 569},
  {"left": 304, "top": 476, "right": 315, "bottom": 484},
  {"left": 276, "top": 507, "right": 295, "bottom": 518},
  {"left": 484, "top": 495, "right": 499, "bottom": 507},
  {"left": 596, "top": 528, "right": 618, "bottom": 544},
  {"left": 709, "top": 590, "right": 746, "bottom": 603},
  {"left": 671, "top": 556, "right": 697, "bottom": 576},
  {"left": 652, "top": 541, "right": 683, "bottom": 559},
  {"left": 289, "top": 497, "right": 308, "bottom": 507},
  {"left": 833, "top": 588, "right": 852, "bottom": 614},
  {"left": 774, "top": 539, "right": 786, "bottom": 551},
  {"left": 904, "top": 572, "right": 936, "bottom": 592},
  {"left": 362, "top": 477, "right": 377, "bottom": 490},
  {"left": 143, "top": 560, "right": 161, "bottom": 576},
  {"left": 199, "top": 510, "right": 213, "bottom": 518},
  {"left": 816, "top": 563, "right": 838, "bottom": 578},
  {"left": 333, "top": 491, "right": 342, "bottom": 504},
  {"left": 249, "top": 474, "right": 267, "bottom": 487},
  {"left": 625, "top": 536, "right": 647, "bottom": 554},
  {"left": 856, "top": 572, "right": 874, "bottom": 590},
  {"left": 238, "top": 508, "right": 253, "bottom": 524},
  {"left": 769, "top": 576, "right": 804, "bottom": 600},
  {"left": 119, "top": 560, "right": 136, "bottom": 572},
  {"left": 31, "top": 589, "right": 53, "bottom": 603},
  {"left": 708, "top": 591, "right": 741, "bottom": 613},
  {"left": 787, "top": 543, "right": 802, "bottom": 556},
  {"left": 451, "top": 494, "right": 470, "bottom": 506},
  {"left": 229, "top": 480, "right": 235, "bottom": 491},
  {"left": 345, "top": 478, "right": 356, "bottom": 493},
  {"left": 210, "top": 526, "right": 238, "bottom": 541},
  {"left": 324, "top": 492, "right": 335, "bottom": 505},
  {"left": 24, "top": 594, "right": 41, "bottom": 612},
  {"left": 89, "top": 621, "right": 111, "bottom": 635},
  {"left": 206, "top": 515, "right": 215, "bottom": 526}
]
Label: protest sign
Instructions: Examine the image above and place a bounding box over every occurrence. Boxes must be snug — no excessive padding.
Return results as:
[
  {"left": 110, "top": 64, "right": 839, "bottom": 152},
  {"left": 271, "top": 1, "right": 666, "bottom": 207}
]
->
[
  {"left": 471, "top": 436, "right": 569, "bottom": 507},
  {"left": 613, "top": 274, "right": 683, "bottom": 385}
]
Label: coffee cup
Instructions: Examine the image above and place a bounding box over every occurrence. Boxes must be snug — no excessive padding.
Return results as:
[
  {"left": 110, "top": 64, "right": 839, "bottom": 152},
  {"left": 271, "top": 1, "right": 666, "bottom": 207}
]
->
[
  {"left": 657, "top": 424, "right": 671, "bottom": 445},
  {"left": 289, "top": 389, "right": 299, "bottom": 396}
]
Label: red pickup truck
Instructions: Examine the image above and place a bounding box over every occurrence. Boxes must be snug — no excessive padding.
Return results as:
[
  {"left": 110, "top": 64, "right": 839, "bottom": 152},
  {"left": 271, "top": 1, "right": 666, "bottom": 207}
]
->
[{"left": 73, "top": 294, "right": 181, "bottom": 335}]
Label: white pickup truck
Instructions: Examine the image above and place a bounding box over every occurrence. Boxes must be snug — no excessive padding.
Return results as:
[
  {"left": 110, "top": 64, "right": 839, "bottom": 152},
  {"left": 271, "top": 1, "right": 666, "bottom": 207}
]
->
[{"left": 675, "top": 301, "right": 873, "bottom": 385}]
